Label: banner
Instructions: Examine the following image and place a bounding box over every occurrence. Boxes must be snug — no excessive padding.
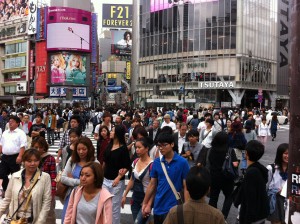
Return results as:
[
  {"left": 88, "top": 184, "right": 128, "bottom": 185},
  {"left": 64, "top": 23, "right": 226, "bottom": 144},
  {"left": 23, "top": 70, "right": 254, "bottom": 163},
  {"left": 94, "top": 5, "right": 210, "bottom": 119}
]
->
[
  {"left": 102, "top": 4, "right": 132, "bottom": 28},
  {"left": 91, "top": 13, "right": 98, "bottom": 63},
  {"left": 111, "top": 30, "right": 132, "bottom": 56},
  {"left": 27, "top": 0, "right": 38, "bottom": 35}
]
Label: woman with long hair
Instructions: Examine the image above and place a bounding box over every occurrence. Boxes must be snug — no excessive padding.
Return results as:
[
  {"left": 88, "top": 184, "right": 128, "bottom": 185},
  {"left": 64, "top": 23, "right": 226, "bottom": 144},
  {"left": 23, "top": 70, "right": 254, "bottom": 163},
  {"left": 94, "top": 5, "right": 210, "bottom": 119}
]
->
[
  {"left": 121, "top": 137, "right": 153, "bottom": 224},
  {"left": 243, "top": 120, "right": 257, "bottom": 142},
  {"left": 61, "top": 136, "right": 96, "bottom": 223},
  {"left": 103, "top": 125, "right": 131, "bottom": 224},
  {"left": 208, "top": 132, "right": 238, "bottom": 220},
  {"left": 0, "top": 149, "right": 52, "bottom": 223},
  {"left": 65, "top": 162, "right": 113, "bottom": 224},
  {"left": 267, "top": 143, "right": 289, "bottom": 224},
  {"left": 97, "top": 125, "right": 110, "bottom": 165}
]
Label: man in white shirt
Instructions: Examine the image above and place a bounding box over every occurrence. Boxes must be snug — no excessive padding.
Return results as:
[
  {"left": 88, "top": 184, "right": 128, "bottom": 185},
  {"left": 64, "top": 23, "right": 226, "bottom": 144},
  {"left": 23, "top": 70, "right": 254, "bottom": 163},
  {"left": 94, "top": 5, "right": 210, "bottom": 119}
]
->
[
  {"left": 161, "top": 114, "right": 176, "bottom": 131},
  {"left": 0, "top": 116, "right": 27, "bottom": 193},
  {"left": 213, "top": 113, "right": 224, "bottom": 132},
  {"left": 197, "top": 113, "right": 212, "bottom": 132},
  {"left": 172, "top": 122, "right": 188, "bottom": 154}
]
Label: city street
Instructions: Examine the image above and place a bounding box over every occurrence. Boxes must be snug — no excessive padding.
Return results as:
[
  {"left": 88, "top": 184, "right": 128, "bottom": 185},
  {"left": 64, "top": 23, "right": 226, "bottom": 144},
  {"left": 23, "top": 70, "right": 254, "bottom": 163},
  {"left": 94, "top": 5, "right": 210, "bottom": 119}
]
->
[{"left": 49, "top": 124, "right": 290, "bottom": 224}]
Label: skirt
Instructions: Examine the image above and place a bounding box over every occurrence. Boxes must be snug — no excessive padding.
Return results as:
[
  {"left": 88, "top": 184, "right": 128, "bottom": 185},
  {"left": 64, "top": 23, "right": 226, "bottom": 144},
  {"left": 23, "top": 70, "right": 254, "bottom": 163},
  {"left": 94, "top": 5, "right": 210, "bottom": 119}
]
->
[{"left": 268, "top": 194, "right": 286, "bottom": 222}]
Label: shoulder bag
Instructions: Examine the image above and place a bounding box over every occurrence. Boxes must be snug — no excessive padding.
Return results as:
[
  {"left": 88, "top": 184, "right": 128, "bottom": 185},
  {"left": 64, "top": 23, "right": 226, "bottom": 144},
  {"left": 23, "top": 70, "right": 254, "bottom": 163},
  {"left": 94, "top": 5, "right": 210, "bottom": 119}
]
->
[{"left": 160, "top": 162, "right": 183, "bottom": 205}]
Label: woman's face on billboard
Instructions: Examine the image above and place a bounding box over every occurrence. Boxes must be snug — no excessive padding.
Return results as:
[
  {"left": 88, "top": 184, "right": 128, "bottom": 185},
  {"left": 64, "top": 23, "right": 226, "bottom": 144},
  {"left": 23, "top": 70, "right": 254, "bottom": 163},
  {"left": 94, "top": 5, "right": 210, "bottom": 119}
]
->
[
  {"left": 71, "top": 57, "right": 80, "bottom": 68},
  {"left": 53, "top": 56, "right": 60, "bottom": 67}
]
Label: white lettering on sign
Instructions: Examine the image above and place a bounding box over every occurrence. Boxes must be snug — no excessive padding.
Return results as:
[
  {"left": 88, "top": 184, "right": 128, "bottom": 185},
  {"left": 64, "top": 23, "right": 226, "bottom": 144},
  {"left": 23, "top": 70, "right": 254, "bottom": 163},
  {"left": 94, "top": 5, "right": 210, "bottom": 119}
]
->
[
  {"left": 199, "top": 81, "right": 235, "bottom": 89},
  {"left": 292, "top": 174, "right": 299, "bottom": 184}
]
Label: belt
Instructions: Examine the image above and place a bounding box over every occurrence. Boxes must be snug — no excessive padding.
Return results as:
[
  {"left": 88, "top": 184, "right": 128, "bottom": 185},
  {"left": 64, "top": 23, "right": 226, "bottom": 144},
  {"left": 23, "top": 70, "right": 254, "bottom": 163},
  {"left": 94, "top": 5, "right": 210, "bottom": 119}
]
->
[{"left": 3, "top": 153, "right": 19, "bottom": 157}]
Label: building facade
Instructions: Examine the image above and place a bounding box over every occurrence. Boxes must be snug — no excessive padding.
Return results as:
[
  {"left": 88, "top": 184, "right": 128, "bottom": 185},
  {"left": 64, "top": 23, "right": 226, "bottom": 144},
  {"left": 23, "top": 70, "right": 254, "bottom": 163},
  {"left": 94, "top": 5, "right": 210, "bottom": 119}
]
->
[{"left": 135, "top": 0, "right": 287, "bottom": 109}]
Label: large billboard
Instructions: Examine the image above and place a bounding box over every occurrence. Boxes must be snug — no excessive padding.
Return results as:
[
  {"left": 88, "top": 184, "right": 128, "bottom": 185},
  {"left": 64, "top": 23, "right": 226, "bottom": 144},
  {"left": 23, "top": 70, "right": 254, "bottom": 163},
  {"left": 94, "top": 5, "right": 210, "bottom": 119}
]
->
[
  {"left": 102, "top": 4, "right": 132, "bottom": 28},
  {"left": 151, "top": 0, "right": 218, "bottom": 12},
  {"left": 50, "top": 53, "right": 87, "bottom": 85},
  {"left": 0, "top": 0, "right": 29, "bottom": 23},
  {"left": 46, "top": 7, "right": 91, "bottom": 51},
  {"left": 111, "top": 30, "right": 132, "bottom": 56},
  {"left": 35, "top": 41, "right": 48, "bottom": 94}
]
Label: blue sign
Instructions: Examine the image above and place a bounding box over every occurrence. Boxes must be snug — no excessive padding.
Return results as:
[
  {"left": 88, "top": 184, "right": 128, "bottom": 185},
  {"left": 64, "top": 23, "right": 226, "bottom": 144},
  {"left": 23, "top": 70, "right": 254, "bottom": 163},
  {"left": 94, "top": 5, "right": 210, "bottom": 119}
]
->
[
  {"left": 91, "top": 13, "right": 98, "bottom": 64},
  {"left": 107, "top": 86, "right": 123, "bottom": 92}
]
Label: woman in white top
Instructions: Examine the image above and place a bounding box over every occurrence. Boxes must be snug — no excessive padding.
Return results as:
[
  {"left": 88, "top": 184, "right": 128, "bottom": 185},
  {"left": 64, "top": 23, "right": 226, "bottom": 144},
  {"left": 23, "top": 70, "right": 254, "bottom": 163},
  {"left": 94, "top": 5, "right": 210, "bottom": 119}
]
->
[
  {"left": 267, "top": 143, "right": 288, "bottom": 224},
  {"left": 121, "top": 137, "right": 153, "bottom": 224},
  {"left": 258, "top": 117, "right": 270, "bottom": 146}
]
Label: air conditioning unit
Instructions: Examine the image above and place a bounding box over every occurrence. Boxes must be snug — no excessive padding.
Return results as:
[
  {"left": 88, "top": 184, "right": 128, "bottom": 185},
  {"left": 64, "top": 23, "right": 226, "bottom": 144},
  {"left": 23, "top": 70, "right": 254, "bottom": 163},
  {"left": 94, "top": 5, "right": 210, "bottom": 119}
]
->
[{"left": 16, "top": 83, "right": 27, "bottom": 92}]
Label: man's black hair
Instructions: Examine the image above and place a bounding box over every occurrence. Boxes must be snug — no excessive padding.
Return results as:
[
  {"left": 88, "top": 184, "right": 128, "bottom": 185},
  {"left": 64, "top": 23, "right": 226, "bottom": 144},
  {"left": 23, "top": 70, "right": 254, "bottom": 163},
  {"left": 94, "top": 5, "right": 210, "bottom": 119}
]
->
[
  {"left": 186, "top": 166, "right": 211, "bottom": 200},
  {"left": 245, "top": 140, "right": 265, "bottom": 162},
  {"left": 157, "top": 133, "right": 174, "bottom": 144}
]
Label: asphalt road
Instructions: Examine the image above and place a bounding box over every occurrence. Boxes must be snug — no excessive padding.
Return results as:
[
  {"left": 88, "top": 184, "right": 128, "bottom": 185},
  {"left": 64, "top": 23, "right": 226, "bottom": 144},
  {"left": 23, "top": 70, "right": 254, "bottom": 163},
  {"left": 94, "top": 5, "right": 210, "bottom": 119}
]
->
[{"left": 120, "top": 125, "right": 290, "bottom": 224}]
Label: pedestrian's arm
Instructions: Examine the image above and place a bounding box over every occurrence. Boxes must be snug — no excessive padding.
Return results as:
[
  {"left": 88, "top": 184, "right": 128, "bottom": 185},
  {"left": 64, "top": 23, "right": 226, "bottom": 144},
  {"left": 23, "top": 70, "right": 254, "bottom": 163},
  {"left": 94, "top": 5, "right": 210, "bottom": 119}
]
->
[
  {"left": 121, "top": 175, "right": 134, "bottom": 208},
  {"left": 183, "top": 180, "right": 190, "bottom": 202},
  {"left": 17, "top": 146, "right": 25, "bottom": 162},
  {"left": 142, "top": 177, "right": 157, "bottom": 210},
  {"left": 0, "top": 145, "right": 2, "bottom": 154}
]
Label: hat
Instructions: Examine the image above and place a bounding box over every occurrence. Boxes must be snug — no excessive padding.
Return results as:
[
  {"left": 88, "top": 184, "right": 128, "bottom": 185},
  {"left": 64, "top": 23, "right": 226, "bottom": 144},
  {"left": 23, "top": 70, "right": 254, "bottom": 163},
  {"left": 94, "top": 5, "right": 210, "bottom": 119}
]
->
[
  {"left": 164, "top": 114, "right": 171, "bottom": 119},
  {"left": 183, "top": 109, "right": 188, "bottom": 113}
]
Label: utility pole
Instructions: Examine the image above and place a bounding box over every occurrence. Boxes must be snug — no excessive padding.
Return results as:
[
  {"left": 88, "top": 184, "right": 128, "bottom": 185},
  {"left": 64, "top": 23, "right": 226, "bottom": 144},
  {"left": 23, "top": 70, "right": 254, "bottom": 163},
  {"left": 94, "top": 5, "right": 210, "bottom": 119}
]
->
[{"left": 288, "top": 1, "right": 300, "bottom": 223}]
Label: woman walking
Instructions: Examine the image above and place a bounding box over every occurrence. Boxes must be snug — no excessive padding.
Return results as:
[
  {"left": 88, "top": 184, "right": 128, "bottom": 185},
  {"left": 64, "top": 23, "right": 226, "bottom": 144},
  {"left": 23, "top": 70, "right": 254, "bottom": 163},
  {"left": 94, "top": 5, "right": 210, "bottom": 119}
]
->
[
  {"left": 267, "top": 143, "right": 289, "bottom": 224},
  {"left": 270, "top": 114, "right": 280, "bottom": 141},
  {"left": 103, "top": 125, "right": 131, "bottom": 224}
]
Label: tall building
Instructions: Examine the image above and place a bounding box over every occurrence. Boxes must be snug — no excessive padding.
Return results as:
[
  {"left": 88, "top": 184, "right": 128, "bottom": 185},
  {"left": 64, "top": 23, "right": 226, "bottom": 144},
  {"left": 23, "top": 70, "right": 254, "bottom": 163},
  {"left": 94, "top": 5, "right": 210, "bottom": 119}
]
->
[{"left": 134, "top": 0, "right": 289, "bottom": 109}]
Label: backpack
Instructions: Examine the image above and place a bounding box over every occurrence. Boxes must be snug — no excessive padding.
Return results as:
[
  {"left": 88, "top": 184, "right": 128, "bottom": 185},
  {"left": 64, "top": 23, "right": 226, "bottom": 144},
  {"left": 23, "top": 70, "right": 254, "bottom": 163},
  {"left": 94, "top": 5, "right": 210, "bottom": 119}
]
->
[
  {"left": 91, "top": 115, "right": 99, "bottom": 126},
  {"left": 222, "top": 147, "right": 239, "bottom": 180}
]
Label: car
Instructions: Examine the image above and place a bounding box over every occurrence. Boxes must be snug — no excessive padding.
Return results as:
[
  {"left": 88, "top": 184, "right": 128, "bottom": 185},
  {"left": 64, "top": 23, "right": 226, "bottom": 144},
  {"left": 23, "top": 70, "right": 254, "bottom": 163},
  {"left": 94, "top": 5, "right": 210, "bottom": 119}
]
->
[{"left": 266, "top": 111, "right": 289, "bottom": 125}]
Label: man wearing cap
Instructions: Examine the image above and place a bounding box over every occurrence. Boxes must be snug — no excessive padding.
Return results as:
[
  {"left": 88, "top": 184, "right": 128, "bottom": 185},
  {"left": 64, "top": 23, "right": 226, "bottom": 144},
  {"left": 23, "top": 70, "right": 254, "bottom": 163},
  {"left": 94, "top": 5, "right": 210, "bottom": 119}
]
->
[
  {"left": 0, "top": 115, "right": 27, "bottom": 194},
  {"left": 161, "top": 114, "right": 176, "bottom": 132}
]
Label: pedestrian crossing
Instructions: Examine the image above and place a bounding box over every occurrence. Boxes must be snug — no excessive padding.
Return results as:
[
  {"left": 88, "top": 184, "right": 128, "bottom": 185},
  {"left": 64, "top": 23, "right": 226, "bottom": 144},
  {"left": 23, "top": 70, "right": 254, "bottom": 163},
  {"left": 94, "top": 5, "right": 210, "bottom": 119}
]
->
[{"left": 49, "top": 126, "right": 133, "bottom": 223}]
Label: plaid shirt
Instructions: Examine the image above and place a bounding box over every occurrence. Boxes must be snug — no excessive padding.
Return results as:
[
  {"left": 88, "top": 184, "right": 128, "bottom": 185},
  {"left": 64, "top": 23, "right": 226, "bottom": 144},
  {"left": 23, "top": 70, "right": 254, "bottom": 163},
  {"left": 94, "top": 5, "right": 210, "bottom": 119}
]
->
[
  {"left": 59, "top": 130, "right": 71, "bottom": 149},
  {"left": 40, "top": 154, "right": 57, "bottom": 196}
]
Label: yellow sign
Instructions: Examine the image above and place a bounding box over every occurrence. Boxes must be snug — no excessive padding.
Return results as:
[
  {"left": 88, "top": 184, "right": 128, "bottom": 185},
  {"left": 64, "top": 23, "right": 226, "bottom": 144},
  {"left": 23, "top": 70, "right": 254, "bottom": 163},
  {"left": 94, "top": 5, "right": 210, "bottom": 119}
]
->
[
  {"left": 107, "top": 73, "right": 117, "bottom": 79},
  {"left": 126, "top": 61, "right": 131, "bottom": 80}
]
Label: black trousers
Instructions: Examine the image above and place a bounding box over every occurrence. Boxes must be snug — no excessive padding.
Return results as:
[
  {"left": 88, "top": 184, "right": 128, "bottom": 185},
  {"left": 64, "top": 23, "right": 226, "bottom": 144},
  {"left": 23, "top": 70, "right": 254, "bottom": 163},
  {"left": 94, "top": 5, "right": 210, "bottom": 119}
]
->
[
  {"left": 154, "top": 213, "right": 168, "bottom": 224},
  {"left": 0, "top": 154, "right": 21, "bottom": 191}
]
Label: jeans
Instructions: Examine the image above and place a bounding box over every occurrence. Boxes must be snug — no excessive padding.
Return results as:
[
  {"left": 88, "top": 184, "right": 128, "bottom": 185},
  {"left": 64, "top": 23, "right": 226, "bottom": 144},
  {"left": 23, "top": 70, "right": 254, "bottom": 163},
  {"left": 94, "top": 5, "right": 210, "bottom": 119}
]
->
[
  {"left": 47, "top": 128, "right": 55, "bottom": 144},
  {"left": 103, "top": 178, "right": 125, "bottom": 224},
  {"left": 61, "top": 193, "right": 70, "bottom": 224},
  {"left": 131, "top": 190, "right": 149, "bottom": 224}
]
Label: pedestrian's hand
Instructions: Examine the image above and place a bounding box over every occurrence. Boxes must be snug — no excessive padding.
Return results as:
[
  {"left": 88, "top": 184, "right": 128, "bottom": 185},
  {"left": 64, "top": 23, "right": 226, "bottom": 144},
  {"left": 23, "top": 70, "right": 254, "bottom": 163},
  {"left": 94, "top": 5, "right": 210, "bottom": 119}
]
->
[
  {"left": 121, "top": 196, "right": 126, "bottom": 208},
  {"left": 112, "top": 178, "right": 120, "bottom": 187},
  {"left": 142, "top": 204, "right": 151, "bottom": 218},
  {"left": 55, "top": 157, "right": 60, "bottom": 164},
  {"left": 16, "top": 156, "right": 22, "bottom": 164}
]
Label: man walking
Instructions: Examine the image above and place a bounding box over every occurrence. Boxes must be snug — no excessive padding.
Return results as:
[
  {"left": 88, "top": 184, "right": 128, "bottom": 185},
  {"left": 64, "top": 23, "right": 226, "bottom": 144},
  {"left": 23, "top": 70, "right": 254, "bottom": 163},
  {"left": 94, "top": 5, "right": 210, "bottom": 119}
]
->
[{"left": 0, "top": 116, "right": 27, "bottom": 194}]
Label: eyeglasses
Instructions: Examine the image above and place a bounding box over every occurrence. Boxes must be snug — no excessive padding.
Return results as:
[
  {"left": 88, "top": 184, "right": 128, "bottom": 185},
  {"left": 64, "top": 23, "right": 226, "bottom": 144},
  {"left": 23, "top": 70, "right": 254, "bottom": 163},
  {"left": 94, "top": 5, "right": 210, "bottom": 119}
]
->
[{"left": 157, "top": 143, "right": 170, "bottom": 149}]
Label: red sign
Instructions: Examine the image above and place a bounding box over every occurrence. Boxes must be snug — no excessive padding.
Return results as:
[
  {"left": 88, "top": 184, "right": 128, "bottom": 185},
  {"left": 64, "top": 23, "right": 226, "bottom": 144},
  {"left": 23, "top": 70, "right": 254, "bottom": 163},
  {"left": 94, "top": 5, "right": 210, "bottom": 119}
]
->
[
  {"left": 35, "top": 41, "right": 48, "bottom": 94},
  {"left": 29, "top": 50, "right": 34, "bottom": 80}
]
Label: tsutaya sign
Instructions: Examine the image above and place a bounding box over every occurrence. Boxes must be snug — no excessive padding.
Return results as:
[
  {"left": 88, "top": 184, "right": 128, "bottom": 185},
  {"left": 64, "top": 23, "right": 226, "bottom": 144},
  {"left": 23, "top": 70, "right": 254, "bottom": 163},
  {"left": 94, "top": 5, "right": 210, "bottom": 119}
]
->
[{"left": 198, "top": 81, "right": 235, "bottom": 89}]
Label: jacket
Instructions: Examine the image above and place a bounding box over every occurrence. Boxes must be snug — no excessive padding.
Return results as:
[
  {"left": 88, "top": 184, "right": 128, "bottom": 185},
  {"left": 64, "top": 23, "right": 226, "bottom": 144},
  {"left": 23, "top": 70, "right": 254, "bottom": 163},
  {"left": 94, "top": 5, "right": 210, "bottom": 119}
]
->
[
  {"left": 238, "top": 162, "right": 269, "bottom": 224},
  {"left": 0, "top": 169, "right": 52, "bottom": 223},
  {"left": 44, "top": 115, "right": 57, "bottom": 130},
  {"left": 64, "top": 186, "right": 113, "bottom": 224},
  {"left": 163, "top": 198, "right": 225, "bottom": 224}
]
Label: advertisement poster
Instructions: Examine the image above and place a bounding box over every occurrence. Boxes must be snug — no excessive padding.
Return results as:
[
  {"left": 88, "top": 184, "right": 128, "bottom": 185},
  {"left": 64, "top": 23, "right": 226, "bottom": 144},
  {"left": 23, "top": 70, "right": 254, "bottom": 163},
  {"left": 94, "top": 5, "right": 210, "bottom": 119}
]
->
[
  {"left": 50, "top": 53, "right": 87, "bottom": 85},
  {"left": 0, "top": 0, "right": 29, "bottom": 23},
  {"left": 49, "top": 86, "right": 87, "bottom": 97},
  {"left": 111, "top": 30, "right": 132, "bottom": 56}
]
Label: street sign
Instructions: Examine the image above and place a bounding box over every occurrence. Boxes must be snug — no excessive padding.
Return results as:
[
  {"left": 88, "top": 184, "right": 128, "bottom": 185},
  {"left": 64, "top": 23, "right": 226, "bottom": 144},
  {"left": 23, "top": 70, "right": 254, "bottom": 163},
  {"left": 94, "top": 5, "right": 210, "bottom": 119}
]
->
[
  {"left": 258, "top": 95, "right": 263, "bottom": 103},
  {"left": 258, "top": 88, "right": 263, "bottom": 95},
  {"left": 179, "top": 86, "right": 184, "bottom": 92}
]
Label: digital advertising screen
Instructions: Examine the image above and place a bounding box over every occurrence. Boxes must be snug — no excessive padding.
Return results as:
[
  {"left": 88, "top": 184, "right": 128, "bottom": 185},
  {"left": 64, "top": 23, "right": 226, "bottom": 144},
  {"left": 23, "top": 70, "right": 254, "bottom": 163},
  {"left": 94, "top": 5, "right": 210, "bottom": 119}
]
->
[
  {"left": 151, "top": 0, "right": 218, "bottom": 12},
  {"left": 47, "top": 23, "right": 90, "bottom": 51},
  {"left": 46, "top": 7, "right": 91, "bottom": 51},
  {"left": 50, "top": 52, "right": 87, "bottom": 86}
]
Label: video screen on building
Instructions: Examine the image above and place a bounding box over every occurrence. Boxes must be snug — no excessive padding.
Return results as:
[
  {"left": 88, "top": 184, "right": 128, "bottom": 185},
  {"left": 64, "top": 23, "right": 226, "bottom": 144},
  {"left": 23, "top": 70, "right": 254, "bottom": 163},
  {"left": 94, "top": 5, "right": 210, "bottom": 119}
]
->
[
  {"left": 150, "top": 0, "right": 218, "bottom": 12},
  {"left": 50, "top": 53, "right": 87, "bottom": 85},
  {"left": 47, "top": 23, "right": 90, "bottom": 51},
  {"left": 111, "top": 30, "right": 132, "bottom": 55}
]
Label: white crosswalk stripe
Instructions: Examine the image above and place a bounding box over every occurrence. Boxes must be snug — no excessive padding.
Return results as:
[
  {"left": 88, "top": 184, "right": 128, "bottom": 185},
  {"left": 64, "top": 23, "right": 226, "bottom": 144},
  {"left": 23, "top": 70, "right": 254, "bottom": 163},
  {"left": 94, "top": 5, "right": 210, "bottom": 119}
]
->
[{"left": 50, "top": 127, "right": 133, "bottom": 223}]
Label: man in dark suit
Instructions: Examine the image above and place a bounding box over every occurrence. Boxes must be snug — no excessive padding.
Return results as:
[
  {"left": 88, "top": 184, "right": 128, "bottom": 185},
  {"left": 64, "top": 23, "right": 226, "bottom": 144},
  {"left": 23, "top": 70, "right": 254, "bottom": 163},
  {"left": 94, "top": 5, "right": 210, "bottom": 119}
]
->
[
  {"left": 148, "top": 119, "right": 161, "bottom": 144},
  {"left": 173, "top": 122, "right": 188, "bottom": 154}
]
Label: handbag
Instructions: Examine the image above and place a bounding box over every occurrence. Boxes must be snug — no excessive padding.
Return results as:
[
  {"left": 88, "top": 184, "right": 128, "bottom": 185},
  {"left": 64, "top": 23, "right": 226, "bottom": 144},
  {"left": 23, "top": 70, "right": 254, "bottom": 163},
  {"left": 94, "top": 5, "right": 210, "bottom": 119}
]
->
[
  {"left": 2, "top": 171, "right": 40, "bottom": 224},
  {"left": 55, "top": 181, "right": 69, "bottom": 201},
  {"left": 222, "top": 147, "right": 239, "bottom": 180},
  {"left": 161, "top": 162, "right": 183, "bottom": 205}
]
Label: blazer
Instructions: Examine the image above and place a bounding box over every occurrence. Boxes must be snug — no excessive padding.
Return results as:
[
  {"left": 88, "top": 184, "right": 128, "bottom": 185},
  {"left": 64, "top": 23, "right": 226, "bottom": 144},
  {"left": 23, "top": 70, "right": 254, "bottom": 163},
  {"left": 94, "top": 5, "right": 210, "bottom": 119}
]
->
[
  {"left": 148, "top": 127, "right": 161, "bottom": 143},
  {"left": 64, "top": 186, "right": 113, "bottom": 224},
  {"left": 172, "top": 132, "right": 188, "bottom": 154},
  {"left": 0, "top": 169, "right": 52, "bottom": 223}
]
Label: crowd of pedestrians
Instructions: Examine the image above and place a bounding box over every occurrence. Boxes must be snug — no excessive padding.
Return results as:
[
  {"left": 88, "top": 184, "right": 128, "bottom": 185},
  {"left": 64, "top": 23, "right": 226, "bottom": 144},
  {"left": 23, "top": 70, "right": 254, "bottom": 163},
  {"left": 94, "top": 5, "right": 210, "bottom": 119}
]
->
[{"left": 0, "top": 104, "right": 289, "bottom": 224}]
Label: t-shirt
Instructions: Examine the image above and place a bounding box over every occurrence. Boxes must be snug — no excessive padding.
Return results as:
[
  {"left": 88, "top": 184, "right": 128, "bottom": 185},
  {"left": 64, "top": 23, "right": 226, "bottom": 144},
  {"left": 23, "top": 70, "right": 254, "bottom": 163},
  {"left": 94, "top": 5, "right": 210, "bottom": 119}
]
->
[
  {"left": 29, "top": 123, "right": 47, "bottom": 139},
  {"left": 76, "top": 191, "right": 100, "bottom": 224},
  {"left": 104, "top": 145, "right": 131, "bottom": 180}
]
